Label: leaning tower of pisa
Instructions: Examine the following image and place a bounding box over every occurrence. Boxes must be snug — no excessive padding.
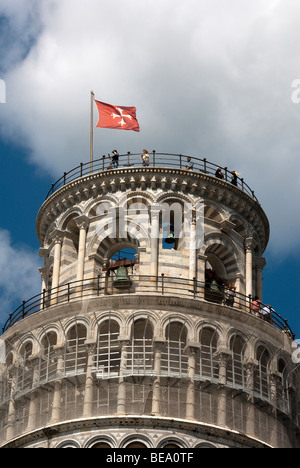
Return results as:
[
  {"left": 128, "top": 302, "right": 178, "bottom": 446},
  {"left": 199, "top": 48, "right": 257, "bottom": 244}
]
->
[{"left": 0, "top": 152, "right": 299, "bottom": 448}]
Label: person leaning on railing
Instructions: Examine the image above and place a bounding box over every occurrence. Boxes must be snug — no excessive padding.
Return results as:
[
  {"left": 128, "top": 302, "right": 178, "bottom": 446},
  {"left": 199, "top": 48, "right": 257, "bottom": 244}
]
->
[{"left": 251, "top": 296, "right": 262, "bottom": 317}]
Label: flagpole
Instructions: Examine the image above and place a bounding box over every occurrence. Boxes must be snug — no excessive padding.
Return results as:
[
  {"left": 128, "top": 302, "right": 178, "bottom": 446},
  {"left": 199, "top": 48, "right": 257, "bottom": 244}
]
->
[{"left": 90, "top": 90, "right": 94, "bottom": 173}]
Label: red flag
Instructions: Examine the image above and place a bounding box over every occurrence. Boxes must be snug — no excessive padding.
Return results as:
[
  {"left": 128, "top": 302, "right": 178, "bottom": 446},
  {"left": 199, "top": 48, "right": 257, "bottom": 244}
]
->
[{"left": 95, "top": 100, "right": 140, "bottom": 132}]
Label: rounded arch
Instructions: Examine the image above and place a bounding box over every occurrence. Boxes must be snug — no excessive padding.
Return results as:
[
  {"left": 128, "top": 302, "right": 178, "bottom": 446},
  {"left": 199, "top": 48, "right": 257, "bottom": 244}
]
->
[
  {"left": 161, "top": 315, "right": 193, "bottom": 342},
  {"left": 84, "top": 434, "right": 117, "bottom": 449},
  {"left": 119, "top": 190, "right": 156, "bottom": 211},
  {"left": 120, "top": 434, "right": 153, "bottom": 449},
  {"left": 55, "top": 440, "right": 81, "bottom": 449},
  {"left": 91, "top": 311, "right": 123, "bottom": 340},
  {"left": 157, "top": 437, "right": 188, "bottom": 448},
  {"left": 60, "top": 210, "right": 82, "bottom": 231},
  {"left": 204, "top": 200, "right": 226, "bottom": 223},
  {"left": 63, "top": 316, "right": 90, "bottom": 339},
  {"left": 125, "top": 311, "right": 158, "bottom": 338},
  {"left": 229, "top": 213, "right": 250, "bottom": 239},
  {"left": 203, "top": 232, "right": 241, "bottom": 281},
  {"left": 86, "top": 195, "right": 119, "bottom": 218}
]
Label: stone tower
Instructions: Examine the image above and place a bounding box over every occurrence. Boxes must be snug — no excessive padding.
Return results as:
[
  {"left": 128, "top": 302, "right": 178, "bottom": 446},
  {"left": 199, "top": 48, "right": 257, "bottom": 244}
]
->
[{"left": 0, "top": 152, "right": 299, "bottom": 448}]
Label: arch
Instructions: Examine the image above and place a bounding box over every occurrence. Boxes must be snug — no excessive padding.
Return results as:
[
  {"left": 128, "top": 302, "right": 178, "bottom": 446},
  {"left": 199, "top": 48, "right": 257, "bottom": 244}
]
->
[
  {"left": 194, "top": 442, "right": 217, "bottom": 448},
  {"left": 120, "top": 434, "right": 153, "bottom": 448},
  {"left": 254, "top": 343, "right": 271, "bottom": 399},
  {"left": 56, "top": 440, "right": 81, "bottom": 449},
  {"left": 229, "top": 213, "right": 250, "bottom": 239},
  {"left": 157, "top": 437, "right": 187, "bottom": 448},
  {"left": 84, "top": 435, "right": 117, "bottom": 449},
  {"left": 204, "top": 201, "right": 224, "bottom": 223},
  {"left": 86, "top": 195, "right": 119, "bottom": 218},
  {"left": 204, "top": 233, "right": 240, "bottom": 279}
]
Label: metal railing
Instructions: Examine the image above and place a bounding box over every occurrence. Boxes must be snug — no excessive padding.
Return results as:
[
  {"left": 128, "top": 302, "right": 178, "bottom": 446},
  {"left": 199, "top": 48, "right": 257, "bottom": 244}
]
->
[
  {"left": 2, "top": 274, "right": 293, "bottom": 337},
  {"left": 45, "top": 152, "right": 259, "bottom": 203}
]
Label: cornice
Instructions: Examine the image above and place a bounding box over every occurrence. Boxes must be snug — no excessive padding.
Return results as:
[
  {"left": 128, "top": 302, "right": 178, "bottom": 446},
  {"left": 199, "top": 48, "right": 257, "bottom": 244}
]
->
[{"left": 36, "top": 167, "right": 269, "bottom": 250}]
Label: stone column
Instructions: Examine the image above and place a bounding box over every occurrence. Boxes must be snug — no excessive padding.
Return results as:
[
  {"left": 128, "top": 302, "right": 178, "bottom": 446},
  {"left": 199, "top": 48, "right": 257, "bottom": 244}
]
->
[
  {"left": 255, "top": 257, "right": 266, "bottom": 301},
  {"left": 244, "top": 358, "right": 257, "bottom": 437},
  {"left": 83, "top": 342, "right": 95, "bottom": 418},
  {"left": 186, "top": 343, "right": 199, "bottom": 420},
  {"left": 151, "top": 338, "right": 165, "bottom": 416},
  {"left": 117, "top": 339, "right": 130, "bottom": 414},
  {"left": 50, "top": 230, "right": 64, "bottom": 304},
  {"left": 74, "top": 216, "right": 90, "bottom": 295},
  {"left": 189, "top": 210, "right": 197, "bottom": 281},
  {"left": 216, "top": 349, "right": 231, "bottom": 428},
  {"left": 27, "top": 356, "right": 40, "bottom": 432},
  {"left": 150, "top": 205, "right": 160, "bottom": 281},
  {"left": 50, "top": 346, "right": 65, "bottom": 424},
  {"left": 197, "top": 254, "right": 207, "bottom": 299},
  {"left": 75, "top": 216, "right": 90, "bottom": 283},
  {"left": 6, "top": 371, "right": 16, "bottom": 442},
  {"left": 245, "top": 237, "right": 257, "bottom": 300}
]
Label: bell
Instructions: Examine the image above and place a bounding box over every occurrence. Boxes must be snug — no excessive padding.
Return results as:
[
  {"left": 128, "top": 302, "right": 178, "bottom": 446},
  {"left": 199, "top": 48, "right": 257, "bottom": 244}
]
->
[
  {"left": 209, "top": 279, "right": 220, "bottom": 292},
  {"left": 165, "top": 231, "right": 176, "bottom": 244},
  {"left": 113, "top": 266, "right": 131, "bottom": 289}
]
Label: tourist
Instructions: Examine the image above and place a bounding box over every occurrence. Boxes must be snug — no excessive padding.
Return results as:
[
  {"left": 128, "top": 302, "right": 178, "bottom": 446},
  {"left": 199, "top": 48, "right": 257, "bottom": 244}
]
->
[
  {"left": 225, "top": 284, "right": 236, "bottom": 306},
  {"left": 230, "top": 170, "right": 239, "bottom": 186},
  {"left": 251, "top": 296, "right": 262, "bottom": 317},
  {"left": 215, "top": 167, "right": 224, "bottom": 179},
  {"left": 185, "top": 157, "right": 194, "bottom": 170},
  {"left": 261, "top": 304, "right": 274, "bottom": 323},
  {"left": 111, "top": 149, "right": 119, "bottom": 168},
  {"left": 141, "top": 149, "right": 150, "bottom": 166}
]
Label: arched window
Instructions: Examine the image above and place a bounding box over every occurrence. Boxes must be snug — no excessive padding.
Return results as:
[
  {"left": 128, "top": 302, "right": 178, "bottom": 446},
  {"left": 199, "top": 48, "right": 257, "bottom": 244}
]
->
[
  {"left": 228, "top": 334, "right": 247, "bottom": 389},
  {"left": 126, "top": 318, "right": 154, "bottom": 375},
  {"left": 254, "top": 345, "right": 270, "bottom": 399},
  {"left": 196, "top": 327, "right": 219, "bottom": 380},
  {"left": 95, "top": 319, "right": 120, "bottom": 378},
  {"left": 40, "top": 332, "right": 58, "bottom": 383},
  {"left": 162, "top": 322, "right": 188, "bottom": 377},
  {"left": 17, "top": 342, "right": 33, "bottom": 392},
  {"left": 65, "top": 324, "right": 87, "bottom": 376}
]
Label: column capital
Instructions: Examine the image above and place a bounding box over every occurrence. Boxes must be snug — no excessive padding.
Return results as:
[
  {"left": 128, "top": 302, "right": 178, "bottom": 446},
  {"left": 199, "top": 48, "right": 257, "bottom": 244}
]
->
[
  {"left": 245, "top": 237, "right": 257, "bottom": 252},
  {"left": 49, "top": 229, "right": 64, "bottom": 245},
  {"left": 255, "top": 257, "right": 267, "bottom": 271},
  {"left": 74, "top": 215, "right": 90, "bottom": 230}
]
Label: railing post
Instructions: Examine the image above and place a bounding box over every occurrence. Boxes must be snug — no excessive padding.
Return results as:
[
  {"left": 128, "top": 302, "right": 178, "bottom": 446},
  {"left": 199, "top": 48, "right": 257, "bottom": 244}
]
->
[
  {"left": 22, "top": 300, "right": 26, "bottom": 320},
  {"left": 224, "top": 167, "right": 228, "bottom": 181},
  {"left": 203, "top": 158, "right": 207, "bottom": 172},
  {"left": 42, "top": 289, "right": 46, "bottom": 310},
  {"left": 193, "top": 277, "right": 197, "bottom": 299},
  {"left": 63, "top": 172, "right": 67, "bottom": 185},
  {"left": 80, "top": 162, "right": 83, "bottom": 177},
  {"left": 102, "top": 155, "right": 105, "bottom": 171},
  {"left": 153, "top": 150, "right": 156, "bottom": 167},
  {"left": 127, "top": 151, "right": 131, "bottom": 166},
  {"left": 97, "top": 274, "right": 101, "bottom": 296},
  {"left": 179, "top": 154, "right": 182, "bottom": 169},
  {"left": 248, "top": 294, "right": 252, "bottom": 313},
  {"left": 161, "top": 273, "right": 164, "bottom": 295}
]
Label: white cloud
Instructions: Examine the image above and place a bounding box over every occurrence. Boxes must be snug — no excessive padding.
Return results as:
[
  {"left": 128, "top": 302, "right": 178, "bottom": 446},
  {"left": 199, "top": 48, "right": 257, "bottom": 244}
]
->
[
  {"left": 0, "top": 0, "right": 300, "bottom": 253},
  {"left": 0, "top": 230, "right": 41, "bottom": 327}
]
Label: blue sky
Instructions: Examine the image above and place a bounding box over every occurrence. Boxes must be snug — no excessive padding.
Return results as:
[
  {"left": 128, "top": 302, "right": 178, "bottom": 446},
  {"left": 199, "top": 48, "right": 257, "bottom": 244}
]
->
[{"left": 0, "top": 0, "right": 299, "bottom": 338}]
